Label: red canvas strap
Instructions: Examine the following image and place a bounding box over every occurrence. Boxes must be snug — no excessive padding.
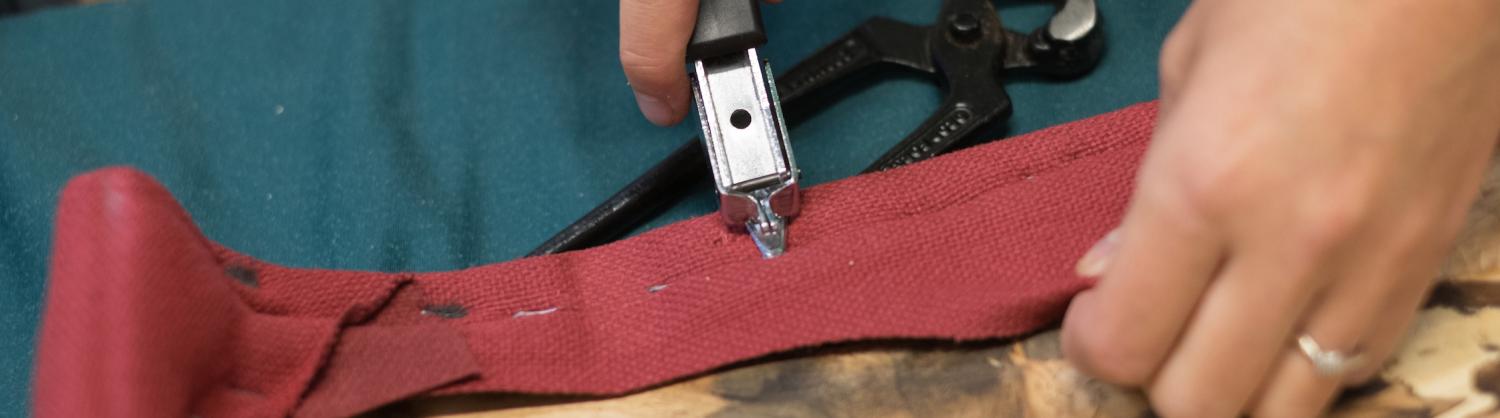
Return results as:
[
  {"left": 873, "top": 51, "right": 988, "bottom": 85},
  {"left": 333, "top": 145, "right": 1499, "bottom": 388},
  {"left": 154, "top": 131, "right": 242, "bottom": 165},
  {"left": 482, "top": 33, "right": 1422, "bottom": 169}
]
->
[{"left": 33, "top": 102, "right": 1157, "bottom": 418}]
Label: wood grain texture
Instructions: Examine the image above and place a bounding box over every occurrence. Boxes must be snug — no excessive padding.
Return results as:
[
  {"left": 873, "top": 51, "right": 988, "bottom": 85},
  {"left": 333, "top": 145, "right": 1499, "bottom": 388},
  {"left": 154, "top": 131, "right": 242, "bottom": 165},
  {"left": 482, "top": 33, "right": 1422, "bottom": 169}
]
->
[{"left": 374, "top": 168, "right": 1500, "bottom": 418}]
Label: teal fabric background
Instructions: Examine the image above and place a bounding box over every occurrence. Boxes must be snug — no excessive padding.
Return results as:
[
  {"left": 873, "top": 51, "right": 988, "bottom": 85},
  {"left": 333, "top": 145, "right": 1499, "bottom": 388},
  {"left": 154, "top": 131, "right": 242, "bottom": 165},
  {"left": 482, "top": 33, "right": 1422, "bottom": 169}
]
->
[{"left": 0, "top": 0, "right": 1188, "bottom": 414}]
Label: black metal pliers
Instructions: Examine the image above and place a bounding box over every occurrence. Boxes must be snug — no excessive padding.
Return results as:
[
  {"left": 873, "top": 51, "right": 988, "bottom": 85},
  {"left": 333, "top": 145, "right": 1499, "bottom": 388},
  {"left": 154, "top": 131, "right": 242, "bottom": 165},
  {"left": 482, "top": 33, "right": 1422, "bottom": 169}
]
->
[{"left": 530, "top": 0, "right": 1105, "bottom": 256}]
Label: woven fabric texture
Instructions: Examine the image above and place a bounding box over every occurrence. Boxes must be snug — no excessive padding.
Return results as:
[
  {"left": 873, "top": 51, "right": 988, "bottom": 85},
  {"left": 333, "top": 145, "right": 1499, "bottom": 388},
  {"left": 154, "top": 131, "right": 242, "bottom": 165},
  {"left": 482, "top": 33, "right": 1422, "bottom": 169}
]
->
[{"left": 33, "top": 102, "right": 1157, "bottom": 418}]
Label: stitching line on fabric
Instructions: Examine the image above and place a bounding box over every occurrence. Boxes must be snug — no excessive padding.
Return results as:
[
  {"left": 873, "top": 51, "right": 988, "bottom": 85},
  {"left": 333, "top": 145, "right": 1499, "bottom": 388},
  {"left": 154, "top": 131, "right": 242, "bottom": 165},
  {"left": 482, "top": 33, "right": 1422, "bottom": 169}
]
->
[
  {"left": 439, "top": 135, "right": 1141, "bottom": 323},
  {"left": 645, "top": 137, "right": 1136, "bottom": 284},
  {"left": 511, "top": 306, "right": 560, "bottom": 318}
]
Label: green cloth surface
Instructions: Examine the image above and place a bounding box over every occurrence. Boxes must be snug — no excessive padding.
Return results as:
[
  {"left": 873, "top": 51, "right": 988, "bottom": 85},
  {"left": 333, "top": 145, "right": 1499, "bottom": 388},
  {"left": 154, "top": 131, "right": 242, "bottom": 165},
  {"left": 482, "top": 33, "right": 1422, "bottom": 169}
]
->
[{"left": 0, "top": 0, "right": 1188, "bottom": 414}]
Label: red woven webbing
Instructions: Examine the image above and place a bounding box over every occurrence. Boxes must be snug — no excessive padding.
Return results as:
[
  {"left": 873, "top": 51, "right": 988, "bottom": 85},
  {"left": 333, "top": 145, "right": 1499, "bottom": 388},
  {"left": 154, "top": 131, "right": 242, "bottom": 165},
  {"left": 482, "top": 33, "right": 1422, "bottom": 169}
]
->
[{"left": 32, "top": 102, "right": 1157, "bottom": 418}]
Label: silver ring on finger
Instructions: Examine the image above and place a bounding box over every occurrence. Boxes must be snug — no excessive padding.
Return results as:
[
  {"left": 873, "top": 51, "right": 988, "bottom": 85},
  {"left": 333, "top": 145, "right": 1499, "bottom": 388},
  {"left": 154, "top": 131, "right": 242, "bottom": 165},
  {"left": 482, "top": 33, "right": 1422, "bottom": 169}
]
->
[{"left": 1296, "top": 334, "right": 1366, "bottom": 377}]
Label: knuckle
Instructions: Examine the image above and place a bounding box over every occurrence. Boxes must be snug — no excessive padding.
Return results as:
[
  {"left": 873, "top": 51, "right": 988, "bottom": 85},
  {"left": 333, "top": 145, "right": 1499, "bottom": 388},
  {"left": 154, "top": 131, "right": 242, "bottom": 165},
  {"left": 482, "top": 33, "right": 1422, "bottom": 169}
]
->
[
  {"left": 1158, "top": 31, "right": 1193, "bottom": 89},
  {"left": 1295, "top": 201, "right": 1368, "bottom": 258},
  {"left": 1167, "top": 161, "right": 1244, "bottom": 224},
  {"left": 618, "top": 47, "right": 677, "bottom": 81},
  {"left": 1156, "top": 4, "right": 1204, "bottom": 93}
]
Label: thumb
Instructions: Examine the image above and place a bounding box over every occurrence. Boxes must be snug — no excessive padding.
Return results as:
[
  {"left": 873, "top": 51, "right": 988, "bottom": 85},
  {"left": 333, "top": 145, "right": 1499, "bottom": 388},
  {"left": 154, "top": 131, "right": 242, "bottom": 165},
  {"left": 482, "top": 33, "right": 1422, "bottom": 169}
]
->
[{"left": 620, "top": 0, "right": 699, "bottom": 126}]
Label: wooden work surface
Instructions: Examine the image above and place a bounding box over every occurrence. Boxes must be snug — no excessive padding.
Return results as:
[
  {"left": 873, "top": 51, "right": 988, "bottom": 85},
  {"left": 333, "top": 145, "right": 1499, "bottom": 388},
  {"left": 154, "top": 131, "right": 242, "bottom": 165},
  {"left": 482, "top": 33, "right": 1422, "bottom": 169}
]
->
[{"left": 369, "top": 166, "right": 1500, "bottom": 418}]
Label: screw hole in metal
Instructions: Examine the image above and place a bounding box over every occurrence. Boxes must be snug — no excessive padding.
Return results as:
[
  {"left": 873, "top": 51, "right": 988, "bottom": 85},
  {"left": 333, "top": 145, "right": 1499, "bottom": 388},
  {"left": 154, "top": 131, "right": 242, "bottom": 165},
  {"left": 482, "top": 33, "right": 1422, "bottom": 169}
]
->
[{"left": 730, "top": 109, "right": 752, "bottom": 129}]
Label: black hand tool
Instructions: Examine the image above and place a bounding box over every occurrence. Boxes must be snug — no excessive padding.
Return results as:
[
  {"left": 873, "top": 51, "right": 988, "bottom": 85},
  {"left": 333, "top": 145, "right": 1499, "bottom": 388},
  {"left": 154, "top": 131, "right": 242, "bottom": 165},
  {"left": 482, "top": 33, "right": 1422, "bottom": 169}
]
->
[{"left": 530, "top": 0, "right": 1103, "bottom": 257}]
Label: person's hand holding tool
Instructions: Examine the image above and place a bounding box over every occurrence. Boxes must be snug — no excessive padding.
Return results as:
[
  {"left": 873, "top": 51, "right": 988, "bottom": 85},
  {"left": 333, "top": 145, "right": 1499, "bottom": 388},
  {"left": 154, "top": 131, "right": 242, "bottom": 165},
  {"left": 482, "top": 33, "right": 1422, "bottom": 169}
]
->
[{"left": 619, "top": 0, "right": 782, "bottom": 127}]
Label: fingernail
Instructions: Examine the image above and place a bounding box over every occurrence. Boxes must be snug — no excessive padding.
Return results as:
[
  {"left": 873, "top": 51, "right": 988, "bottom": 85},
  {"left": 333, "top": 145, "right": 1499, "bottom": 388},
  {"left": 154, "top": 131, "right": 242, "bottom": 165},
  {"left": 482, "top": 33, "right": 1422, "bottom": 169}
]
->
[
  {"left": 1075, "top": 229, "right": 1121, "bottom": 278},
  {"left": 634, "top": 92, "right": 675, "bottom": 126}
]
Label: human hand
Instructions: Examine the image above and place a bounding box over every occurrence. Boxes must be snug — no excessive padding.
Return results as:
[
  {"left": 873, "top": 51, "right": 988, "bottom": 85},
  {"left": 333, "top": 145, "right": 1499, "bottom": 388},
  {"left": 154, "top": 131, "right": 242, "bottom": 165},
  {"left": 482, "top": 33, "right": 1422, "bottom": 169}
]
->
[
  {"left": 619, "top": 0, "right": 780, "bottom": 126},
  {"left": 1060, "top": 1, "right": 1500, "bottom": 417}
]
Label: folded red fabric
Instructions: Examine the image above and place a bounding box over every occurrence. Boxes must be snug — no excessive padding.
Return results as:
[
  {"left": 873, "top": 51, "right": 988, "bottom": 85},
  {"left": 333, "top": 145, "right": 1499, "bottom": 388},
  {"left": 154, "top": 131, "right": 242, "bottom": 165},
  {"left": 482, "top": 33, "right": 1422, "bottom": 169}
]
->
[{"left": 33, "top": 102, "right": 1157, "bottom": 418}]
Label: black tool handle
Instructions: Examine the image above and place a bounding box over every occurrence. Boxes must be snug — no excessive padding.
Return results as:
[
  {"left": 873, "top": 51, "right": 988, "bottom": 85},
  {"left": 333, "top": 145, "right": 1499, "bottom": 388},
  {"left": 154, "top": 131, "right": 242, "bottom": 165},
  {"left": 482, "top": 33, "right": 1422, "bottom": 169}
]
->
[
  {"left": 864, "top": 93, "right": 1009, "bottom": 173},
  {"left": 686, "top": 0, "right": 766, "bottom": 60},
  {"left": 527, "top": 140, "right": 708, "bottom": 257},
  {"left": 775, "top": 18, "right": 932, "bottom": 104}
]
